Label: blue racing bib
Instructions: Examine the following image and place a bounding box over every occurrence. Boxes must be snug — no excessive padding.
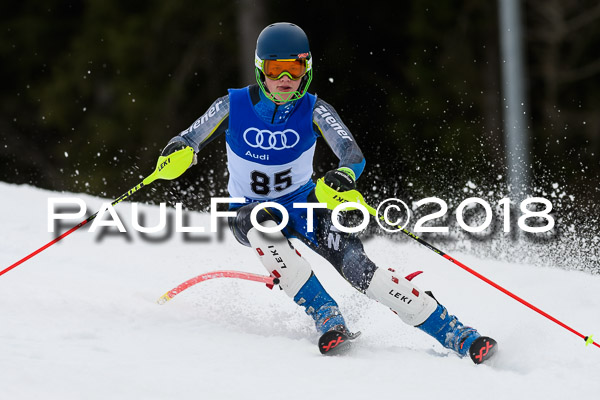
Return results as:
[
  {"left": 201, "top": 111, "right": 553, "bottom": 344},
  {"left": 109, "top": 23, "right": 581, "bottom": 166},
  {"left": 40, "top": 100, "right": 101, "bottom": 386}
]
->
[{"left": 226, "top": 87, "right": 318, "bottom": 200}]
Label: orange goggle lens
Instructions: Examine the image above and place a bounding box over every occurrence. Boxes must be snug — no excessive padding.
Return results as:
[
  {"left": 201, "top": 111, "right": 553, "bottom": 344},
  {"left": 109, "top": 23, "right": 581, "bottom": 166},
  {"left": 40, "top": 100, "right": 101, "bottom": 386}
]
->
[{"left": 262, "top": 59, "right": 307, "bottom": 80}]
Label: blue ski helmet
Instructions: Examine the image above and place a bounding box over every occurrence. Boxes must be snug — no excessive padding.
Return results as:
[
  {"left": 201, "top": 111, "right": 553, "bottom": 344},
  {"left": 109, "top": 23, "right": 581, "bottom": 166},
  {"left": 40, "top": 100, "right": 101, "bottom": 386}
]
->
[{"left": 254, "top": 22, "right": 313, "bottom": 102}]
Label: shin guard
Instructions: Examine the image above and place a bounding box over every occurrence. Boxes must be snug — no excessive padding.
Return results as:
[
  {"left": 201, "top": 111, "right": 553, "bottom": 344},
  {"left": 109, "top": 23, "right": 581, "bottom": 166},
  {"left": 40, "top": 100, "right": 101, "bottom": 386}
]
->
[
  {"left": 247, "top": 221, "right": 312, "bottom": 298},
  {"left": 366, "top": 267, "right": 437, "bottom": 326}
]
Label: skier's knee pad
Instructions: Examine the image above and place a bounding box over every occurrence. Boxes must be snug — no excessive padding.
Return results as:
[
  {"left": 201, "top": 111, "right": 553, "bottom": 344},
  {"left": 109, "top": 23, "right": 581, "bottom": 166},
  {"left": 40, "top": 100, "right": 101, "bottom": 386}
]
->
[
  {"left": 340, "top": 247, "right": 377, "bottom": 292},
  {"left": 228, "top": 203, "right": 275, "bottom": 247},
  {"left": 247, "top": 220, "right": 312, "bottom": 298},
  {"left": 366, "top": 267, "right": 438, "bottom": 326}
]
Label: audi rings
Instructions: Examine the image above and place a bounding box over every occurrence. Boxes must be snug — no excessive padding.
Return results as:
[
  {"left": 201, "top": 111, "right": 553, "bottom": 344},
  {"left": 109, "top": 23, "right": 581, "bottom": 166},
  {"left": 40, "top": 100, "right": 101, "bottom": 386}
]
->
[{"left": 243, "top": 127, "right": 300, "bottom": 150}]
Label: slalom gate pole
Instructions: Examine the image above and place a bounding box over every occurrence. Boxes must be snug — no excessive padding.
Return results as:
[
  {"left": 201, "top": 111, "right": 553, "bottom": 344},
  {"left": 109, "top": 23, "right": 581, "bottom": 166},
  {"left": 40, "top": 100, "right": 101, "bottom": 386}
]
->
[
  {"left": 157, "top": 270, "right": 279, "bottom": 305},
  {"left": 0, "top": 146, "right": 195, "bottom": 278},
  {"left": 314, "top": 178, "right": 598, "bottom": 349}
]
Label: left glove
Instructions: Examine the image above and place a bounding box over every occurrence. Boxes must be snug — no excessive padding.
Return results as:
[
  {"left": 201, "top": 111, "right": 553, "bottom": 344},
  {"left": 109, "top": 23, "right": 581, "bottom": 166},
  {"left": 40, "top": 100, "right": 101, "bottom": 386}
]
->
[{"left": 323, "top": 167, "right": 356, "bottom": 191}]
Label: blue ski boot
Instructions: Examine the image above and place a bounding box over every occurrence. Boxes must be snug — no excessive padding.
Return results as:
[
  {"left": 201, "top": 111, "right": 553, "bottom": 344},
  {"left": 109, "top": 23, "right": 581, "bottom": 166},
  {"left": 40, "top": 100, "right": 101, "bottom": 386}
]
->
[
  {"left": 294, "top": 274, "right": 360, "bottom": 355},
  {"left": 417, "top": 300, "right": 496, "bottom": 363}
]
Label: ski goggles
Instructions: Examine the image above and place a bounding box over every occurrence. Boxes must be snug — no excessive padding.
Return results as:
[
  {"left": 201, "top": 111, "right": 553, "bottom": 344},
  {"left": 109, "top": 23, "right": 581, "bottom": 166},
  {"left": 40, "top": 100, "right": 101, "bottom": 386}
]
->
[{"left": 260, "top": 59, "right": 309, "bottom": 81}]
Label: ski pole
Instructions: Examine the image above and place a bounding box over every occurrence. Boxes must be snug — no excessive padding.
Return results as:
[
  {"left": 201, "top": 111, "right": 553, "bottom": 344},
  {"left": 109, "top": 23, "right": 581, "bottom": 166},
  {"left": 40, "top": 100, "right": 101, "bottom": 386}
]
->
[
  {"left": 157, "top": 270, "right": 279, "bottom": 304},
  {"left": 314, "top": 178, "right": 599, "bottom": 349},
  {"left": 0, "top": 146, "right": 195, "bottom": 277}
]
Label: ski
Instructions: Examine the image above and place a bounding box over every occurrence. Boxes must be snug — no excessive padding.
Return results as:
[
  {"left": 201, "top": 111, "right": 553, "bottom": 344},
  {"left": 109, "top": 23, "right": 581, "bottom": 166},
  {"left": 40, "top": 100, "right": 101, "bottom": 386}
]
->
[
  {"left": 469, "top": 336, "right": 497, "bottom": 364},
  {"left": 319, "top": 329, "right": 361, "bottom": 355},
  {"left": 157, "top": 270, "right": 279, "bottom": 304}
]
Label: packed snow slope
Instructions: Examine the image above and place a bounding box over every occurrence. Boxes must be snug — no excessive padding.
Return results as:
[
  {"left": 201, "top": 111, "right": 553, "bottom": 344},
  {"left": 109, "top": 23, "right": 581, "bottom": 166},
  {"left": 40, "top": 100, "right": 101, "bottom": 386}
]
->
[{"left": 1, "top": 182, "right": 599, "bottom": 400}]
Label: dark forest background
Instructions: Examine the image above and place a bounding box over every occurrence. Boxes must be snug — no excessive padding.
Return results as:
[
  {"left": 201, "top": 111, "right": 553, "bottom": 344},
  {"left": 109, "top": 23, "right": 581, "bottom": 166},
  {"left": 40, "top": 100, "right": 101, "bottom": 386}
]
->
[{"left": 1, "top": 0, "right": 599, "bottom": 218}]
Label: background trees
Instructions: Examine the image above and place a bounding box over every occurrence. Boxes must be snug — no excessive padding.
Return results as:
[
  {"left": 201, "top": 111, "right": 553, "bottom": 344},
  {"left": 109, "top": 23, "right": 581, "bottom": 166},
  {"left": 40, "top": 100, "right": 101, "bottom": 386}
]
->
[{"left": 1, "top": 0, "right": 598, "bottom": 208}]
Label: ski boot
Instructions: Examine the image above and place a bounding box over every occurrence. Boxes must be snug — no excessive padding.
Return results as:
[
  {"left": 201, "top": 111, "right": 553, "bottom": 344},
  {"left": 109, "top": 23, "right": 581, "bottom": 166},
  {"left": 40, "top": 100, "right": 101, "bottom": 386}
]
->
[
  {"left": 417, "top": 301, "right": 497, "bottom": 364},
  {"left": 294, "top": 274, "right": 360, "bottom": 355}
]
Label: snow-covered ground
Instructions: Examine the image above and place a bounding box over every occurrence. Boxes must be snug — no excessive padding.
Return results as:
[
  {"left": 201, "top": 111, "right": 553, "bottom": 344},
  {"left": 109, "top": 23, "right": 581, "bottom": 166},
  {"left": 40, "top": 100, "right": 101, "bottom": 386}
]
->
[{"left": 1, "top": 182, "right": 599, "bottom": 400}]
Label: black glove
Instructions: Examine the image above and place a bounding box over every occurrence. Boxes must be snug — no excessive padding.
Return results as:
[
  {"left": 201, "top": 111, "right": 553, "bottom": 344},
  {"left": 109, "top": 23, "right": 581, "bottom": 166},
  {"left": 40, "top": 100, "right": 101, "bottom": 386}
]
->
[
  {"left": 161, "top": 141, "right": 197, "bottom": 168},
  {"left": 323, "top": 167, "right": 356, "bottom": 191},
  {"left": 161, "top": 141, "right": 186, "bottom": 156}
]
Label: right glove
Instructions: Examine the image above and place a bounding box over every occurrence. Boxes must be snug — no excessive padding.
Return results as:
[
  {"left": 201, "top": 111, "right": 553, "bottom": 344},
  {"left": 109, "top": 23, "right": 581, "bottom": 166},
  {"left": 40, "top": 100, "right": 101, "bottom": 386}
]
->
[{"left": 161, "top": 141, "right": 197, "bottom": 168}]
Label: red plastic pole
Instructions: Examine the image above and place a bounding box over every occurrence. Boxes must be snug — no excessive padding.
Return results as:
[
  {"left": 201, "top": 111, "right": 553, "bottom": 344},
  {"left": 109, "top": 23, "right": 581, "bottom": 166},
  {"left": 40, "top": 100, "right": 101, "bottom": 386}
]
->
[{"left": 157, "top": 270, "right": 277, "bottom": 304}]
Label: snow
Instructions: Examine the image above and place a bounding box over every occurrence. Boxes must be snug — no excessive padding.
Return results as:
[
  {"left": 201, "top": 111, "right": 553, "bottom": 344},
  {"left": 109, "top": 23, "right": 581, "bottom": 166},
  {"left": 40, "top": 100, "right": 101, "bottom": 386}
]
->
[{"left": 1, "top": 181, "right": 599, "bottom": 399}]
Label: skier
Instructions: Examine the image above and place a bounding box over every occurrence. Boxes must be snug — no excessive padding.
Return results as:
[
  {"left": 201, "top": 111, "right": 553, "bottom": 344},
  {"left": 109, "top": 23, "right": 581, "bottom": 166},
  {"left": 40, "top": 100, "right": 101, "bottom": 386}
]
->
[{"left": 162, "top": 22, "right": 496, "bottom": 363}]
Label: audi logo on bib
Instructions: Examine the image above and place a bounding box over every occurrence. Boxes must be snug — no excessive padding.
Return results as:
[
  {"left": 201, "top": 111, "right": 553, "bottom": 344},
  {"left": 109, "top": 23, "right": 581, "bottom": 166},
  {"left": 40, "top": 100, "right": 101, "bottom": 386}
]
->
[{"left": 243, "top": 127, "right": 300, "bottom": 150}]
